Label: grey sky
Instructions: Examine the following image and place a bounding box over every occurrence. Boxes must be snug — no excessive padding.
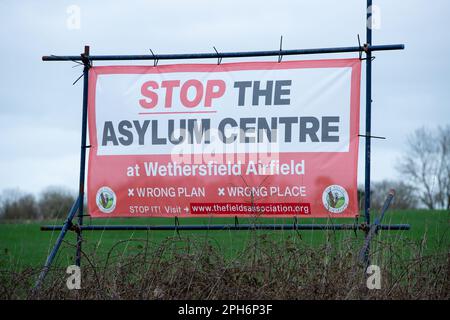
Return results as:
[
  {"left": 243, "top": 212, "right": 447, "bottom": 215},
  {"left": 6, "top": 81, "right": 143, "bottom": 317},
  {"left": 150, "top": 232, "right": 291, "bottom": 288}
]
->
[{"left": 0, "top": 0, "right": 449, "bottom": 195}]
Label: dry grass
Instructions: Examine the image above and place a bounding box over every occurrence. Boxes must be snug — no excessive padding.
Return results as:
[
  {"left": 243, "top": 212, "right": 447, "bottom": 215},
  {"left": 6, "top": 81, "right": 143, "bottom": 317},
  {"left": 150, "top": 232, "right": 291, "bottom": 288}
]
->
[{"left": 0, "top": 232, "right": 448, "bottom": 300}]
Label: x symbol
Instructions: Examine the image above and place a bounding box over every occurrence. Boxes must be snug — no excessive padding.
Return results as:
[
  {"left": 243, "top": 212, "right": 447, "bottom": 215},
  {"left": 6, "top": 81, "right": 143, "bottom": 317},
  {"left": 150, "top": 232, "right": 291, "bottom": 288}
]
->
[
  {"left": 128, "top": 189, "right": 134, "bottom": 197},
  {"left": 218, "top": 188, "right": 225, "bottom": 196}
]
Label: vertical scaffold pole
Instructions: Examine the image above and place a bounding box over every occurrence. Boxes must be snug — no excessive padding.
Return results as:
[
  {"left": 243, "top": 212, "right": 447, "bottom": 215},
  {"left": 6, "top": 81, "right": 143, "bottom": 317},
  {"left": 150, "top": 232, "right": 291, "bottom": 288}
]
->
[
  {"left": 75, "top": 45, "right": 90, "bottom": 267},
  {"left": 364, "top": 1, "right": 373, "bottom": 226},
  {"left": 363, "top": 0, "right": 373, "bottom": 265}
]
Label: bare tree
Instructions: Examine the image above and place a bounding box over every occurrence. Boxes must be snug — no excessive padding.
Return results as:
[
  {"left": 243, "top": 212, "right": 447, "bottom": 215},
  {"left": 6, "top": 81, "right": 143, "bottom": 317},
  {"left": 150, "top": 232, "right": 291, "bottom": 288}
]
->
[
  {"left": 358, "top": 180, "right": 418, "bottom": 212},
  {"left": 371, "top": 180, "right": 418, "bottom": 210},
  {"left": 0, "top": 189, "right": 39, "bottom": 220},
  {"left": 435, "top": 126, "right": 450, "bottom": 210},
  {"left": 38, "top": 186, "right": 76, "bottom": 219},
  {"left": 397, "top": 125, "right": 450, "bottom": 210}
]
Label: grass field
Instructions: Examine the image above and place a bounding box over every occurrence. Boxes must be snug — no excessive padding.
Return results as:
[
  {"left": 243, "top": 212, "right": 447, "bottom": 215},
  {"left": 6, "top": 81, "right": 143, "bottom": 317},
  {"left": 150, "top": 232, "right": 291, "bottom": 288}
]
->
[{"left": 0, "top": 210, "right": 448, "bottom": 271}]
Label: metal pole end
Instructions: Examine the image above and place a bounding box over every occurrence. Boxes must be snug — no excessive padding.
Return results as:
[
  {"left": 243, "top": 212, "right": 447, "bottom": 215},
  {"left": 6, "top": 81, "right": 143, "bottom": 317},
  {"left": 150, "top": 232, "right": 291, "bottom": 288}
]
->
[{"left": 81, "top": 46, "right": 91, "bottom": 68}]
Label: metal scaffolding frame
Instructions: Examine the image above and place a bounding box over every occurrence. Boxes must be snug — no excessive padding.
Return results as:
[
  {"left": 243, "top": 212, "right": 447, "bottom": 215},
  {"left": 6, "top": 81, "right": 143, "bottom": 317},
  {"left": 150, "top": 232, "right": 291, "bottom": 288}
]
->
[{"left": 35, "top": 1, "right": 407, "bottom": 289}]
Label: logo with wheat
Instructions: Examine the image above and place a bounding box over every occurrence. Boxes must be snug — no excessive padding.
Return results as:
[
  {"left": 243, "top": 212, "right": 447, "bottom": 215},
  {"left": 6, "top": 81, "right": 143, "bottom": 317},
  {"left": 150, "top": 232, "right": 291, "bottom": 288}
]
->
[
  {"left": 322, "top": 185, "right": 349, "bottom": 213},
  {"left": 96, "top": 186, "right": 116, "bottom": 213}
]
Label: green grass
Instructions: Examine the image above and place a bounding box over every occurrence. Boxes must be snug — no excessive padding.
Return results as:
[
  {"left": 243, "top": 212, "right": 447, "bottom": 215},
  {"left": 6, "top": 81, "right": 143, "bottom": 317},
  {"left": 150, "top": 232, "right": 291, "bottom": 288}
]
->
[{"left": 0, "top": 210, "right": 448, "bottom": 271}]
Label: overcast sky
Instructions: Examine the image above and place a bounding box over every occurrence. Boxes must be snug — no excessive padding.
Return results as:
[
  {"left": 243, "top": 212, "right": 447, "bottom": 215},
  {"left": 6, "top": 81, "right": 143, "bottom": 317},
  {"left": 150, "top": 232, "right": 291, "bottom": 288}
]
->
[{"left": 0, "top": 0, "right": 449, "bottom": 196}]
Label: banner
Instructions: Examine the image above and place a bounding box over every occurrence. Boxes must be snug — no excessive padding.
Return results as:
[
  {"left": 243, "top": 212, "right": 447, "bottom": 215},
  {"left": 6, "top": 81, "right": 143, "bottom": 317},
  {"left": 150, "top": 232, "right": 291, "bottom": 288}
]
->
[{"left": 87, "top": 59, "right": 361, "bottom": 217}]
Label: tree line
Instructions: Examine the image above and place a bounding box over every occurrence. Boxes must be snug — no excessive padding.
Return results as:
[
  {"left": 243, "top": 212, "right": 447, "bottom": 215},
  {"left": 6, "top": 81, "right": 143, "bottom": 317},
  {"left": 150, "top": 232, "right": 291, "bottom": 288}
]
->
[
  {"left": 0, "top": 187, "right": 76, "bottom": 220},
  {"left": 0, "top": 125, "right": 448, "bottom": 220}
]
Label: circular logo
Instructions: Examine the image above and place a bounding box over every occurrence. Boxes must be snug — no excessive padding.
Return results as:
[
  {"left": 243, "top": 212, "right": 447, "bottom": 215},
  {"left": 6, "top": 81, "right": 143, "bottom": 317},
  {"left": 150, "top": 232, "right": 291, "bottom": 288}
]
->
[
  {"left": 96, "top": 186, "right": 116, "bottom": 213},
  {"left": 322, "top": 185, "right": 349, "bottom": 213}
]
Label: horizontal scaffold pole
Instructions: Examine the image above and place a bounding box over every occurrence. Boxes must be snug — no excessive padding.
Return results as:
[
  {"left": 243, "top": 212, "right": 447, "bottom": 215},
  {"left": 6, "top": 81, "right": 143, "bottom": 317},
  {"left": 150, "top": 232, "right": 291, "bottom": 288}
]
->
[
  {"left": 41, "top": 224, "right": 411, "bottom": 231},
  {"left": 42, "top": 44, "right": 404, "bottom": 62}
]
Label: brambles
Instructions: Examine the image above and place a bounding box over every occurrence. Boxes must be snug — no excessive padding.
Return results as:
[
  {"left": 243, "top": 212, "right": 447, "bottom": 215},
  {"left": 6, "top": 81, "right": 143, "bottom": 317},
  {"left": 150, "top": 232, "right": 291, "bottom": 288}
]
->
[{"left": 1, "top": 233, "right": 448, "bottom": 300}]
